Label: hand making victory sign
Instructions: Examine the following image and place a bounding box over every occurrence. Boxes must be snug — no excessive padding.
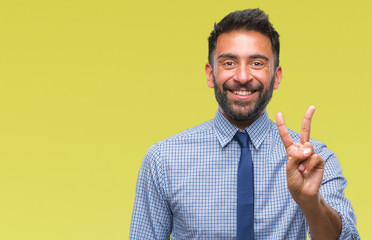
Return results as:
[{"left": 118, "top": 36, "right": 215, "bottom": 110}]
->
[
  {"left": 276, "top": 105, "right": 324, "bottom": 205},
  {"left": 276, "top": 106, "right": 341, "bottom": 239}
]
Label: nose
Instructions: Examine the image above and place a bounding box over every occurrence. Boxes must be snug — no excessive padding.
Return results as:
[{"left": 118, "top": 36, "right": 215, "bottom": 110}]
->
[{"left": 235, "top": 64, "right": 253, "bottom": 84}]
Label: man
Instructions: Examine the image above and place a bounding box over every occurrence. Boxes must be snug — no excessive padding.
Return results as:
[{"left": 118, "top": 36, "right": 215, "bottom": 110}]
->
[{"left": 130, "top": 9, "right": 359, "bottom": 239}]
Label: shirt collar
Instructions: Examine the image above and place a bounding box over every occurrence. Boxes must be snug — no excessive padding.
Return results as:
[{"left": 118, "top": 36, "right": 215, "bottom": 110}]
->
[{"left": 213, "top": 109, "right": 272, "bottom": 150}]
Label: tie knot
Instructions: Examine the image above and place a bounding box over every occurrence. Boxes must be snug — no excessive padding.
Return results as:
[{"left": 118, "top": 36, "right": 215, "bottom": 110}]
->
[{"left": 235, "top": 132, "right": 249, "bottom": 148}]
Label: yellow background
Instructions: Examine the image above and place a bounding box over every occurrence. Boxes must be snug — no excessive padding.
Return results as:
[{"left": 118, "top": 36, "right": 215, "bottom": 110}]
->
[{"left": 0, "top": 0, "right": 370, "bottom": 239}]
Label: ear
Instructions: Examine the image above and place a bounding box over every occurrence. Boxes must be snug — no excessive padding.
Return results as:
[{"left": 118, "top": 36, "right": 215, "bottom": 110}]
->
[
  {"left": 273, "top": 66, "right": 283, "bottom": 90},
  {"left": 205, "top": 63, "right": 214, "bottom": 88}
]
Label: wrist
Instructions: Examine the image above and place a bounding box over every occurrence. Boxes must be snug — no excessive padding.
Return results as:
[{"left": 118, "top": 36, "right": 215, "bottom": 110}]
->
[{"left": 295, "top": 193, "right": 323, "bottom": 213}]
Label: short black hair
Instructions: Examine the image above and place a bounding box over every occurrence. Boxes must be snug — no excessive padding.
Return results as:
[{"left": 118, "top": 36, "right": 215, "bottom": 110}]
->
[{"left": 208, "top": 9, "right": 280, "bottom": 69}]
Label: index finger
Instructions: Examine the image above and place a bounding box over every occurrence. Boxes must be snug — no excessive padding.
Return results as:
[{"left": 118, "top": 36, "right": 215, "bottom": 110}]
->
[
  {"left": 300, "top": 105, "right": 316, "bottom": 144},
  {"left": 276, "top": 112, "right": 294, "bottom": 149}
]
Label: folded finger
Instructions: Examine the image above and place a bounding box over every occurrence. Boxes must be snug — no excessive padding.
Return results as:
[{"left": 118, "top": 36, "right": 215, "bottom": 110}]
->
[
  {"left": 303, "top": 154, "right": 324, "bottom": 176},
  {"left": 303, "top": 142, "right": 314, "bottom": 157}
]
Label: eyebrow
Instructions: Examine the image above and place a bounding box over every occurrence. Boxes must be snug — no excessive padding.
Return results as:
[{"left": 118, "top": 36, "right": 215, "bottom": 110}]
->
[
  {"left": 249, "top": 54, "right": 269, "bottom": 62},
  {"left": 217, "top": 53, "right": 238, "bottom": 60},
  {"left": 217, "top": 53, "right": 269, "bottom": 62}
]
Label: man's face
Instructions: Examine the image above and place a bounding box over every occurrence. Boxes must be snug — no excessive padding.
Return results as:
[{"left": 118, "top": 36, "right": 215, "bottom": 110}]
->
[{"left": 205, "top": 30, "right": 282, "bottom": 125}]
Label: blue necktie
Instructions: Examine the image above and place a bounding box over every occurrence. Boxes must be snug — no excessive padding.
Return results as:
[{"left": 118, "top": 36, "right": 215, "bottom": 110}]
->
[{"left": 235, "top": 132, "right": 254, "bottom": 240}]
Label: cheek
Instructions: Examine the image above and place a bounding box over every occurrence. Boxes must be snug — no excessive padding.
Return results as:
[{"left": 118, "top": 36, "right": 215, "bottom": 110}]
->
[
  {"left": 249, "top": 69, "right": 271, "bottom": 84},
  {"left": 216, "top": 69, "right": 235, "bottom": 84}
]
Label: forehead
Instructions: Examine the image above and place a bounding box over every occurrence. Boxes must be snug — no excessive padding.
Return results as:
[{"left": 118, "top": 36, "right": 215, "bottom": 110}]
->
[{"left": 215, "top": 30, "right": 273, "bottom": 60}]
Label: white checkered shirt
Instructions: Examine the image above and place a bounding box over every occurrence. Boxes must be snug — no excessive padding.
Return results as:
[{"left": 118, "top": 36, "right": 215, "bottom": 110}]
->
[{"left": 130, "top": 110, "right": 359, "bottom": 239}]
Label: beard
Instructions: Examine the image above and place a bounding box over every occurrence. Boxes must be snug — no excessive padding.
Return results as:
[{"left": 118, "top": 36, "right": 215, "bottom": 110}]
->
[{"left": 213, "top": 75, "right": 275, "bottom": 122}]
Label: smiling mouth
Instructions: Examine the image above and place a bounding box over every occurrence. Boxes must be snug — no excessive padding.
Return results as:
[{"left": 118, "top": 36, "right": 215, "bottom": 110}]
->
[{"left": 232, "top": 90, "right": 256, "bottom": 96}]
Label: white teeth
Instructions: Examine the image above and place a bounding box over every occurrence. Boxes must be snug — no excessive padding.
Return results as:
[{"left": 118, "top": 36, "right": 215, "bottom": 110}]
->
[{"left": 233, "top": 91, "right": 253, "bottom": 96}]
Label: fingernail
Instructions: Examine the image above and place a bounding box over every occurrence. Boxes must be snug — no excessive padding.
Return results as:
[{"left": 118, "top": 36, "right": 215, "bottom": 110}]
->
[
  {"left": 304, "top": 148, "right": 311, "bottom": 155},
  {"left": 304, "top": 169, "right": 308, "bottom": 174},
  {"left": 298, "top": 164, "right": 305, "bottom": 171}
]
